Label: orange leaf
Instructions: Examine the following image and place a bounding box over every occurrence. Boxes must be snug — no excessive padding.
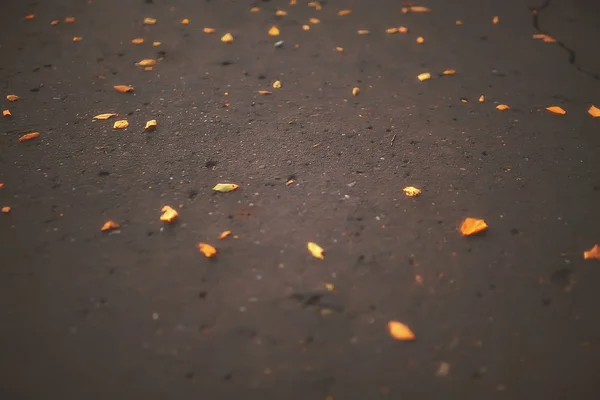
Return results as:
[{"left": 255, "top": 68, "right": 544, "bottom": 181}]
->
[
  {"left": 584, "top": 244, "right": 600, "bottom": 260},
  {"left": 203, "top": 27, "right": 216, "bottom": 34},
  {"left": 131, "top": 37, "right": 145, "bottom": 44},
  {"left": 492, "top": 16, "right": 499, "bottom": 24},
  {"left": 143, "top": 17, "right": 157, "bottom": 25},
  {"left": 309, "top": 18, "right": 320, "bottom": 24},
  {"left": 221, "top": 33, "right": 234, "bottom": 43},
  {"left": 250, "top": 7, "right": 260, "bottom": 12},
  {"left": 357, "top": 29, "right": 370, "bottom": 35},
  {"left": 307, "top": 1, "right": 321, "bottom": 10},
  {"left": 402, "top": 6, "right": 431, "bottom": 13},
  {"left": 302, "top": 24, "right": 310, "bottom": 31},
  {"left": 496, "top": 104, "right": 510, "bottom": 110},
  {"left": 479, "top": 95, "right": 485, "bottom": 103},
  {"left": 258, "top": 90, "right": 272, "bottom": 95},
  {"left": 352, "top": 87, "right": 360, "bottom": 96},
  {"left": 1, "top": 206, "right": 11, "bottom": 213},
  {"left": 153, "top": 41, "right": 161, "bottom": 47},
  {"left": 65, "top": 17, "right": 75, "bottom": 23},
  {"left": 335, "top": 46, "right": 344, "bottom": 52},
  {"left": 181, "top": 18, "right": 190, "bottom": 24},
  {"left": 416, "top": 36, "right": 424, "bottom": 44},
  {"left": 388, "top": 320, "right": 416, "bottom": 341},
  {"left": 198, "top": 242, "right": 217, "bottom": 258},
  {"left": 50, "top": 20, "right": 60, "bottom": 26},
  {"left": 137, "top": 59, "right": 157, "bottom": 67},
  {"left": 0, "top": 183, "right": 4, "bottom": 189},
  {"left": 25, "top": 14, "right": 35, "bottom": 20},
  {"left": 442, "top": 69, "right": 456, "bottom": 75},
  {"left": 18, "top": 132, "right": 40, "bottom": 142},
  {"left": 219, "top": 230, "right": 232, "bottom": 240},
  {"left": 160, "top": 205, "right": 178, "bottom": 223},
  {"left": 456, "top": 20, "right": 463, "bottom": 25},
  {"left": 307, "top": 242, "right": 324, "bottom": 259},
  {"left": 533, "top": 33, "right": 556, "bottom": 43},
  {"left": 72, "top": 36, "right": 83, "bottom": 42},
  {"left": 2, "top": 109, "right": 11, "bottom": 117},
  {"left": 460, "top": 218, "right": 488, "bottom": 236},
  {"left": 403, "top": 186, "right": 421, "bottom": 197},
  {"left": 6, "top": 95, "right": 19, "bottom": 102},
  {"left": 113, "top": 120, "right": 129, "bottom": 129},
  {"left": 338, "top": 9, "right": 352, "bottom": 16},
  {"left": 93, "top": 113, "right": 118, "bottom": 120},
  {"left": 587, "top": 105, "right": 600, "bottom": 118},
  {"left": 268, "top": 26, "right": 280, "bottom": 36},
  {"left": 546, "top": 106, "right": 566, "bottom": 115},
  {"left": 114, "top": 85, "right": 134, "bottom": 93},
  {"left": 101, "top": 220, "right": 120, "bottom": 231}
]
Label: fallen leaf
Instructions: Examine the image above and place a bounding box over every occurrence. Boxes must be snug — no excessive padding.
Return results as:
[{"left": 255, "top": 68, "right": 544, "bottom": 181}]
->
[
  {"left": 357, "top": 29, "right": 370, "bottom": 35},
  {"left": 415, "top": 274, "right": 424, "bottom": 284},
  {"left": 335, "top": 46, "right": 344, "bottom": 52},
  {"left": 219, "top": 230, "right": 232, "bottom": 240},
  {"left": 496, "top": 104, "right": 510, "bottom": 110},
  {"left": 198, "top": 243, "right": 217, "bottom": 258},
  {"left": 532, "top": 33, "right": 556, "bottom": 43},
  {"left": 286, "top": 179, "right": 295, "bottom": 185},
  {"left": 302, "top": 24, "right": 310, "bottom": 31},
  {"left": 113, "top": 120, "right": 129, "bottom": 129},
  {"left": 290, "top": 0, "right": 297, "bottom": 4},
  {"left": 403, "top": 186, "right": 422, "bottom": 197},
  {"left": 276, "top": 10, "right": 288, "bottom": 16},
  {"left": 153, "top": 41, "right": 161, "bottom": 47},
  {"left": 273, "top": 80, "right": 282, "bottom": 89},
  {"left": 436, "top": 362, "right": 450, "bottom": 377},
  {"left": 181, "top": 18, "right": 190, "bottom": 24},
  {"left": 144, "top": 67, "right": 153, "bottom": 71},
  {"left": 398, "top": 26, "right": 408, "bottom": 33},
  {"left": 25, "top": 14, "right": 35, "bottom": 20},
  {"left": 51, "top": 20, "right": 60, "bottom": 26},
  {"left": 388, "top": 320, "right": 416, "bottom": 341},
  {"left": 309, "top": 18, "right": 320, "bottom": 24},
  {"left": 546, "top": 106, "right": 566, "bottom": 115},
  {"left": 3, "top": 110, "right": 11, "bottom": 117},
  {"left": 72, "top": 36, "right": 83, "bottom": 42},
  {"left": 101, "top": 220, "right": 120, "bottom": 231},
  {"left": 416, "top": 36, "right": 424, "bottom": 44},
  {"left": 93, "top": 113, "right": 118, "bottom": 120},
  {"left": 213, "top": 183, "right": 239, "bottom": 192},
  {"left": 456, "top": 20, "right": 463, "bottom": 25},
  {"left": 114, "top": 85, "right": 134, "bottom": 93},
  {"left": 308, "top": 1, "right": 321, "bottom": 10},
  {"left": 417, "top": 72, "right": 431, "bottom": 81},
  {"left": 6, "top": 95, "right": 19, "bottom": 102},
  {"left": 137, "top": 59, "right": 157, "bottom": 67},
  {"left": 402, "top": 6, "right": 431, "bottom": 13},
  {"left": 131, "top": 38, "right": 145, "bottom": 44},
  {"left": 584, "top": 244, "right": 600, "bottom": 260},
  {"left": 492, "top": 16, "right": 499, "bottom": 24},
  {"left": 258, "top": 90, "right": 272, "bottom": 95},
  {"left": 460, "top": 218, "right": 488, "bottom": 236},
  {"left": 268, "top": 26, "right": 280, "bottom": 36},
  {"left": 64, "top": 16, "right": 75, "bottom": 23},
  {"left": 18, "top": 132, "right": 40, "bottom": 142},
  {"left": 442, "top": 69, "right": 456, "bottom": 75},
  {"left": 325, "top": 283, "right": 334, "bottom": 291},
  {"left": 250, "top": 7, "right": 260, "bottom": 12},
  {"left": 221, "top": 33, "right": 234, "bottom": 43},
  {"left": 145, "top": 120, "right": 157, "bottom": 131},
  {"left": 307, "top": 242, "right": 324, "bottom": 259},
  {"left": 352, "top": 87, "right": 360, "bottom": 96},
  {"left": 143, "top": 17, "right": 157, "bottom": 25},
  {"left": 461, "top": 98, "right": 468, "bottom": 103},
  {"left": 386, "top": 27, "right": 399, "bottom": 34},
  {"left": 1, "top": 206, "right": 11, "bottom": 213},
  {"left": 203, "top": 27, "right": 216, "bottom": 34},
  {"left": 588, "top": 105, "right": 600, "bottom": 117},
  {"left": 479, "top": 95, "right": 485, "bottom": 103},
  {"left": 0, "top": 183, "right": 3, "bottom": 189},
  {"left": 160, "top": 205, "right": 178, "bottom": 223},
  {"left": 338, "top": 9, "right": 352, "bottom": 16}
]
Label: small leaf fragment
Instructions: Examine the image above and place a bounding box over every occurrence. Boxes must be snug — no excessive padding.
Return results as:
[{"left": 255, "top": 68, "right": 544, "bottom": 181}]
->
[
  {"left": 273, "top": 80, "right": 282, "bottom": 89},
  {"left": 456, "top": 20, "right": 463, "bottom": 25},
  {"left": 203, "top": 27, "right": 216, "bottom": 34},
  {"left": 93, "top": 113, "right": 118, "bottom": 120},
  {"left": 221, "top": 33, "right": 234, "bottom": 43},
  {"left": 386, "top": 27, "right": 398, "bottom": 34},
  {"left": 219, "top": 230, "right": 232, "bottom": 240},
  {"left": 307, "top": 242, "right": 324, "bottom": 259},
  {"left": 402, "top": 6, "right": 431, "bottom": 13},
  {"left": 460, "top": 218, "right": 488, "bottom": 236},
  {"left": 153, "top": 41, "right": 161, "bottom": 47},
  {"left": 307, "top": 1, "right": 321, "bottom": 10},
  {"left": 338, "top": 9, "right": 352, "bottom": 16},
  {"left": 532, "top": 33, "right": 556, "bottom": 43},
  {"left": 286, "top": 179, "right": 295, "bottom": 185},
  {"left": 492, "top": 16, "right": 499, "bottom": 24},
  {"left": 65, "top": 17, "right": 75, "bottom": 23},
  {"left": 72, "top": 36, "right": 83, "bottom": 42},
  {"left": 416, "top": 36, "right": 424, "bottom": 44},
  {"left": 145, "top": 120, "right": 157, "bottom": 131},
  {"left": 2, "top": 109, "right": 11, "bottom": 117},
  {"left": 417, "top": 72, "right": 431, "bottom": 81},
  {"left": 0, "top": 183, "right": 3, "bottom": 189},
  {"left": 275, "top": 10, "right": 288, "bottom": 16},
  {"left": 101, "top": 220, "right": 120, "bottom": 231},
  {"left": 18, "top": 132, "right": 40, "bottom": 142},
  {"left": 357, "top": 29, "right": 370, "bottom": 35},
  {"left": 268, "top": 26, "right": 280, "bottom": 36},
  {"left": 309, "top": 18, "right": 320, "bottom": 24},
  {"left": 588, "top": 105, "right": 600, "bottom": 118},
  {"left": 137, "top": 59, "right": 157, "bottom": 67},
  {"left": 114, "top": 85, "right": 134, "bottom": 93},
  {"left": 258, "top": 90, "right": 272, "bottom": 95},
  {"left": 479, "top": 95, "right": 485, "bottom": 103},
  {"left": 25, "top": 14, "right": 35, "bottom": 20},
  {"left": 302, "top": 24, "right": 310, "bottom": 31},
  {"left": 546, "top": 106, "right": 566, "bottom": 115},
  {"left": 6, "top": 95, "right": 19, "bottom": 102},
  {"left": 584, "top": 244, "right": 600, "bottom": 260},
  {"left": 131, "top": 37, "right": 145, "bottom": 44},
  {"left": 250, "top": 7, "right": 260, "bottom": 12},
  {"left": 352, "top": 87, "right": 360, "bottom": 96},
  {"left": 496, "top": 104, "right": 510, "bottom": 111},
  {"left": 388, "top": 321, "right": 416, "bottom": 341},
  {"left": 50, "top": 20, "right": 60, "bottom": 26},
  {"left": 2, "top": 206, "right": 11, "bottom": 213},
  {"left": 335, "top": 46, "right": 344, "bottom": 52},
  {"left": 403, "top": 186, "right": 421, "bottom": 197},
  {"left": 113, "top": 120, "right": 129, "bottom": 129},
  {"left": 213, "top": 183, "right": 239, "bottom": 192},
  {"left": 160, "top": 205, "right": 178, "bottom": 223},
  {"left": 143, "top": 17, "right": 157, "bottom": 25},
  {"left": 442, "top": 69, "right": 456, "bottom": 75},
  {"left": 398, "top": 26, "right": 408, "bottom": 33},
  {"left": 198, "top": 243, "right": 217, "bottom": 258},
  {"left": 181, "top": 18, "right": 190, "bottom": 25}
]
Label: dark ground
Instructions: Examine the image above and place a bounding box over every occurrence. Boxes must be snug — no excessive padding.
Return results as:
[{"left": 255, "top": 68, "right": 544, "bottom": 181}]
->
[{"left": 1, "top": 0, "right": 600, "bottom": 398}]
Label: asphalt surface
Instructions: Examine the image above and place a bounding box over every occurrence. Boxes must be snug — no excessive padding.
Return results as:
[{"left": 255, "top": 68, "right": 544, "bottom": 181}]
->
[{"left": 1, "top": 0, "right": 600, "bottom": 399}]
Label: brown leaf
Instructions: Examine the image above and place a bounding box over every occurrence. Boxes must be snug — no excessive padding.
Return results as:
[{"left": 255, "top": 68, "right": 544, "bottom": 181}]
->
[
  {"left": 416, "top": 36, "right": 424, "bottom": 44},
  {"left": 479, "top": 95, "right": 485, "bottom": 103},
  {"left": 587, "top": 105, "right": 600, "bottom": 118},
  {"left": 584, "top": 244, "right": 600, "bottom": 260},
  {"left": 101, "top": 220, "right": 120, "bottom": 231},
  {"left": 546, "top": 106, "right": 566, "bottom": 115},
  {"left": 352, "top": 87, "right": 360, "bottom": 96},
  {"left": 496, "top": 104, "right": 510, "bottom": 110},
  {"left": 307, "top": 242, "right": 324, "bottom": 259},
  {"left": 6, "top": 95, "right": 19, "bottom": 102},
  {"left": 113, "top": 120, "right": 129, "bottom": 129},
  {"left": 65, "top": 17, "right": 75, "bottom": 23},
  {"left": 114, "top": 85, "right": 134, "bottom": 93},
  {"left": 137, "top": 59, "right": 157, "bottom": 67},
  {"left": 309, "top": 18, "right": 320, "bottom": 24},
  {"left": 460, "top": 218, "right": 488, "bottom": 236},
  {"left": 492, "top": 16, "right": 499, "bottom": 24},
  {"left": 219, "top": 230, "right": 232, "bottom": 240},
  {"left": 456, "top": 20, "right": 463, "bottom": 25},
  {"left": 143, "top": 17, "right": 157, "bottom": 25},
  {"left": 442, "top": 69, "right": 456, "bottom": 75},
  {"left": 275, "top": 10, "right": 288, "bottom": 16},
  {"left": 221, "top": 33, "right": 234, "bottom": 43},
  {"left": 145, "top": 120, "right": 157, "bottom": 131},
  {"left": 72, "top": 36, "right": 83, "bottom": 42},
  {"left": 388, "top": 320, "right": 416, "bottom": 341},
  {"left": 338, "top": 9, "right": 352, "bottom": 16},
  {"left": 1, "top": 206, "right": 11, "bottom": 213},
  {"left": 18, "top": 132, "right": 40, "bottom": 142},
  {"left": 131, "top": 38, "right": 145, "bottom": 44},
  {"left": 198, "top": 243, "right": 217, "bottom": 258},
  {"left": 203, "top": 27, "right": 216, "bottom": 34},
  {"left": 93, "top": 113, "right": 118, "bottom": 120},
  {"left": 160, "top": 205, "right": 178, "bottom": 223}
]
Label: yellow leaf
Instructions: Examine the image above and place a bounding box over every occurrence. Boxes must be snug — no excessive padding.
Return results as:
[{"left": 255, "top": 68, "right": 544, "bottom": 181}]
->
[
  {"left": 307, "top": 1, "right": 321, "bottom": 10},
  {"left": 72, "top": 36, "right": 83, "bottom": 42},
  {"left": 137, "top": 59, "right": 157, "bottom": 67},
  {"left": 479, "top": 95, "right": 485, "bottom": 103},
  {"left": 18, "top": 132, "right": 40, "bottom": 142},
  {"left": 290, "top": 0, "right": 296, "bottom": 4},
  {"left": 386, "top": 27, "right": 398, "bottom": 34},
  {"left": 101, "top": 220, "right": 120, "bottom": 231},
  {"left": 443, "top": 69, "right": 456, "bottom": 75},
  {"left": 250, "top": 7, "right": 260, "bottom": 12},
  {"left": 388, "top": 321, "right": 416, "bottom": 341},
  {"left": 258, "top": 90, "right": 272, "bottom": 95},
  {"left": 2, "top": 109, "right": 11, "bottom": 117},
  {"left": 338, "top": 9, "right": 352, "bottom": 16},
  {"left": 203, "top": 27, "right": 216, "bottom": 34},
  {"left": 325, "top": 283, "right": 334, "bottom": 291},
  {"left": 416, "top": 36, "right": 424, "bottom": 44},
  {"left": 417, "top": 72, "right": 431, "bottom": 81},
  {"left": 492, "top": 16, "right": 499, "bottom": 24},
  {"left": 145, "top": 120, "right": 157, "bottom": 131},
  {"left": 143, "top": 17, "right": 157, "bottom": 25},
  {"left": 403, "top": 186, "right": 421, "bottom": 197},
  {"left": 584, "top": 244, "right": 600, "bottom": 260},
  {"left": 114, "top": 85, "right": 134, "bottom": 93},
  {"left": 2, "top": 206, "right": 11, "bottom": 213},
  {"left": 273, "top": 80, "right": 282, "bottom": 89},
  {"left": 546, "top": 106, "right": 566, "bottom": 115},
  {"left": 309, "top": 18, "right": 320, "bottom": 24},
  {"left": 93, "top": 113, "right": 118, "bottom": 120},
  {"left": 6, "top": 95, "right": 19, "bottom": 101},
  {"left": 181, "top": 18, "right": 190, "bottom": 24},
  {"left": 219, "top": 230, "right": 232, "bottom": 240},
  {"left": 153, "top": 41, "right": 161, "bottom": 47},
  {"left": 198, "top": 243, "right": 217, "bottom": 258},
  {"left": 496, "top": 104, "right": 510, "bottom": 110},
  {"left": 588, "top": 105, "right": 600, "bottom": 118},
  {"left": 302, "top": 24, "right": 310, "bottom": 31},
  {"left": 357, "top": 29, "right": 370, "bottom": 35},
  {"left": 352, "top": 87, "right": 360, "bottom": 96},
  {"left": 160, "top": 205, "right": 178, "bottom": 223},
  {"left": 268, "top": 26, "right": 280, "bottom": 36},
  {"left": 307, "top": 242, "right": 324, "bottom": 259},
  {"left": 221, "top": 33, "right": 234, "bottom": 43},
  {"left": 213, "top": 183, "right": 239, "bottom": 192},
  {"left": 275, "top": 10, "right": 287, "bottom": 16},
  {"left": 113, "top": 120, "right": 129, "bottom": 129},
  {"left": 335, "top": 46, "right": 344, "bottom": 52},
  {"left": 398, "top": 26, "right": 408, "bottom": 33},
  {"left": 64, "top": 16, "right": 75, "bottom": 23},
  {"left": 460, "top": 218, "right": 488, "bottom": 236},
  {"left": 402, "top": 6, "right": 431, "bottom": 13},
  {"left": 131, "top": 37, "right": 145, "bottom": 44}
]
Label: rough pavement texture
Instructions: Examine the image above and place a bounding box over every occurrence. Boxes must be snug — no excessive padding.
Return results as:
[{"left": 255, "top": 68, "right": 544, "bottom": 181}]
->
[{"left": 1, "top": 0, "right": 599, "bottom": 399}]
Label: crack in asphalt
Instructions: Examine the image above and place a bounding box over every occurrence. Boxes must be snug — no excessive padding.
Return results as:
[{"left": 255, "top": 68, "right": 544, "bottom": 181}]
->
[{"left": 530, "top": 0, "right": 599, "bottom": 81}]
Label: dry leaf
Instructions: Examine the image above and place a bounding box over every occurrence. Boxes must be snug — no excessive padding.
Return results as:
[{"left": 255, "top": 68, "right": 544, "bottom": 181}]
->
[
  {"left": 0, "top": 183, "right": 4, "bottom": 189},
  {"left": 181, "top": 18, "right": 189, "bottom": 24},
  {"left": 258, "top": 90, "right": 272, "bottom": 95},
  {"left": 338, "top": 9, "right": 352, "bottom": 16},
  {"left": 460, "top": 218, "right": 488, "bottom": 236},
  {"left": 213, "top": 183, "right": 239, "bottom": 192},
  {"left": 357, "top": 29, "right": 370, "bottom": 35},
  {"left": 461, "top": 98, "right": 468, "bottom": 103},
  {"left": 221, "top": 33, "right": 234, "bottom": 43},
  {"left": 276, "top": 10, "right": 288, "bottom": 16},
  {"left": 335, "top": 46, "right": 344, "bottom": 52},
  {"left": 533, "top": 33, "right": 556, "bottom": 43},
  {"left": 137, "top": 59, "right": 157, "bottom": 67},
  {"left": 388, "top": 321, "right": 416, "bottom": 341},
  {"left": 273, "top": 80, "right": 282, "bottom": 89},
  {"left": 145, "top": 120, "right": 157, "bottom": 131},
  {"left": 456, "top": 20, "right": 463, "bottom": 25},
  {"left": 307, "top": 242, "right": 324, "bottom": 259},
  {"left": 546, "top": 106, "right": 566, "bottom": 115},
  {"left": 219, "top": 230, "right": 232, "bottom": 240},
  {"left": 51, "top": 20, "right": 60, "bottom": 26},
  {"left": 144, "top": 67, "right": 153, "bottom": 71},
  {"left": 18, "top": 132, "right": 40, "bottom": 142},
  {"left": 479, "top": 95, "right": 485, "bottom": 103},
  {"left": 402, "top": 6, "right": 431, "bottom": 13},
  {"left": 143, "top": 17, "right": 157, "bottom": 25},
  {"left": 131, "top": 38, "right": 144, "bottom": 44},
  {"left": 2, "top": 206, "right": 11, "bottom": 213},
  {"left": 290, "top": 0, "right": 297, "bottom": 4},
  {"left": 496, "top": 104, "right": 510, "bottom": 110},
  {"left": 160, "top": 205, "right": 178, "bottom": 222},
  {"left": 64, "top": 16, "right": 75, "bottom": 23},
  {"left": 492, "top": 16, "right": 499, "bottom": 24},
  {"left": 268, "top": 26, "right": 280, "bottom": 36},
  {"left": 308, "top": 1, "right": 321, "bottom": 10},
  {"left": 398, "top": 26, "right": 408, "bottom": 33},
  {"left": 302, "top": 24, "right": 310, "bottom": 31},
  {"left": 352, "top": 87, "right": 360, "bottom": 96},
  {"left": 417, "top": 72, "right": 431, "bottom": 81},
  {"left": 588, "top": 105, "right": 600, "bottom": 118},
  {"left": 6, "top": 95, "right": 19, "bottom": 102},
  {"left": 101, "top": 220, "right": 120, "bottom": 231},
  {"left": 286, "top": 179, "right": 295, "bottom": 185},
  {"left": 153, "top": 41, "right": 161, "bottom": 47},
  {"left": 203, "top": 27, "right": 216, "bottom": 34},
  {"left": 250, "top": 7, "right": 260, "bottom": 12},
  {"left": 114, "top": 85, "right": 134, "bottom": 93},
  {"left": 415, "top": 274, "right": 424, "bottom": 284},
  {"left": 2, "top": 110, "right": 11, "bottom": 117},
  {"left": 198, "top": 243, "right": 217, "bottom": 258},
  {"left": 25, "top": 14, "right": 35, "bottom": 20},
  {"left": 93, "top": 113, "right": 118, "bottom": 120},
  {"left": 113, "top": 120, "right": 129, "bottom": 129},
  {"left": 416, "top": 36, "right": 424, "bottom": 44},
  {"left": 584, "top": 244, "right": 600, "bottom": 260},
  {"left": 72, "top": 36, "right": 83, "bottom": 42},
  {"left": 386, "top": 27, "right": 399, "bottom": 34},
  {"left": 309, "top": 18, "right": 320, "bottom": 24},
  {"left": 403, "top": 186, "right": 421, "bottom": 197},
  {"left": 443, "top": 69, "right": 456, "bottom": 75}
]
